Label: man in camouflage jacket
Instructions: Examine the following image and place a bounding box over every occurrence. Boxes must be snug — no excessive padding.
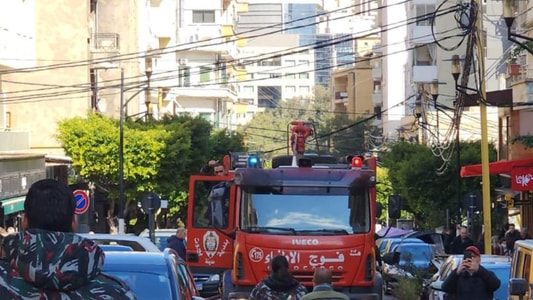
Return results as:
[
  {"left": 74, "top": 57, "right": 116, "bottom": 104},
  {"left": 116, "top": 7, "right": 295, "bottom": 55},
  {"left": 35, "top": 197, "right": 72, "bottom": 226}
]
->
[{"left": 0, "top": 179, "right": 135, "bottom": 299}]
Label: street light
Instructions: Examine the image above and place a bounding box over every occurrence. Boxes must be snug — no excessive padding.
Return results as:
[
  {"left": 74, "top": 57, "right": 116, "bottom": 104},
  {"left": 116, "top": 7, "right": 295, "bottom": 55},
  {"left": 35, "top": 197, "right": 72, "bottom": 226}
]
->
[
  {"left": 503, "top": 0, "right": 533, "bottom": 55},
  {"left": 118, "top": 57, "right": 153, "bottom": 235}
]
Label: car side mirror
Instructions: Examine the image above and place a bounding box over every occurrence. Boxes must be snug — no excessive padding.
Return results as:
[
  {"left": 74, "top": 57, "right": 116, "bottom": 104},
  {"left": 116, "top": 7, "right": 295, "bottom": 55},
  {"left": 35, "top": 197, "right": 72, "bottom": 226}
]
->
[
  {"left": 382, "top": 251, "right": 400, "bottom": 265},
  {"left": 509, "top": 278, "right": 528, "bottom": 296}
]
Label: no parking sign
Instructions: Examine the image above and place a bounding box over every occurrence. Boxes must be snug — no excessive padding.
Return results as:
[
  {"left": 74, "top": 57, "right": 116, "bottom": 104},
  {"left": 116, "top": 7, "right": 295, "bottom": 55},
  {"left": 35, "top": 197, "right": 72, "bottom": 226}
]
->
[{"left": 73, "top": 190, "right": 90, "bottom": 215}]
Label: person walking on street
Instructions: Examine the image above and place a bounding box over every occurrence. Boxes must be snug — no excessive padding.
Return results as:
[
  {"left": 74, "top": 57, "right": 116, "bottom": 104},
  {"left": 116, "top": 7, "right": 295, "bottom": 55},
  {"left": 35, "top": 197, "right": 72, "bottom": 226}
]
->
[
  {"left": 441, "top": 245, "right": 500, "bottom": 300},
  {"left": 168, "top": 227, "right": 187, "bottom": 260},
  {"left": 449, "top": 226, "right": 474, "bottom": 254},
  {"left": 519, "top": 227, "right": 531, "bottom": 240},
  {"left": 0, "top": 179, "right": 136, "bottom": 299},
  {"left": 249, "top": 255, "right": 307, "bottom": 300},
  {"left": 301, "top": 268, "right": 348, "bottom": 300},
  {"left": 505, "top": 223, "right": 521, "bottom": 255}
]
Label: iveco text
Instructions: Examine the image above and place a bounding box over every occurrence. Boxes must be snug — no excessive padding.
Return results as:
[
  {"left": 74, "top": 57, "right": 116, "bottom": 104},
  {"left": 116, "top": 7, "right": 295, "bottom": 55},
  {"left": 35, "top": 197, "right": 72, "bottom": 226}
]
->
[{"left": 291, "top": 239, "right": 319, "bottom": 246}]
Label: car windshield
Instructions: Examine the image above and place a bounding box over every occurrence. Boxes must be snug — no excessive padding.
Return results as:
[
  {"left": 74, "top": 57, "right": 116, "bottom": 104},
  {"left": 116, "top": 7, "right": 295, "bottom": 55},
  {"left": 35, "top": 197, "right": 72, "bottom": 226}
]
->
[
  {"left": 106, "top": 271, "right": 173, "bottom": 300},
  {"left": 398, "top": 245, "right": 433, "bottom": 266},
  {"left": 240, "top": 189, "right": 370, "bottom": 234}
]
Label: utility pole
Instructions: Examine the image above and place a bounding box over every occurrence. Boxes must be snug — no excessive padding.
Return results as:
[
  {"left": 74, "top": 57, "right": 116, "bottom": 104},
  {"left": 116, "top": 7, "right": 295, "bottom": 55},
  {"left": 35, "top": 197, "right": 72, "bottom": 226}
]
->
[{"left": 474, "top": 0, "right": 492, "bottom": 254}]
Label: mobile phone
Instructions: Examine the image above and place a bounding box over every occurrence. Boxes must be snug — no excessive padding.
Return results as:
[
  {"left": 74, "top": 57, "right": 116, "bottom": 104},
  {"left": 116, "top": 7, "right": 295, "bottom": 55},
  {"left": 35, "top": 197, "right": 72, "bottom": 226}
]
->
[{"left": 463, "top": 252, "right": 473, "bottom": 260}]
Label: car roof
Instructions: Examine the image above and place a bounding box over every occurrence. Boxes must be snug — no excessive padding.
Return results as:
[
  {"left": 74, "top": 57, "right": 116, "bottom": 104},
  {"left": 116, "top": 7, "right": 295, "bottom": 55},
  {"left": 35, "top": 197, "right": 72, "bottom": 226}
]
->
[
  {"left": 102, "top": 251, "right": 176, "bottom": 274},
  {"left": 79, "top": 233, "right": 161, "bottom": 252},
  {"left": 139, "top": 229, "right": 176, "bottom": 237}
]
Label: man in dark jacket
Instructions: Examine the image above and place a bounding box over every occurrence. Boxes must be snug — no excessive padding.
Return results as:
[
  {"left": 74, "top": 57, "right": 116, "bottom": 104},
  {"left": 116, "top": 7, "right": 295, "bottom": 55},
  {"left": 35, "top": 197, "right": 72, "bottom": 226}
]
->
[
  {"left": 167, "top": 227, "right": 187, "bottom": 260},
  {"left": 0, "top": 179, "right": 135, "bottom": 299},
  {"left": 449, "top": 226, "right": 474, "bottom": 254},
  {"left": 249, "top": 255, "right": 307, "bottom": 300},
  {"left": 505, "top": 223, "right": 521, "bottom": 254},
  {"left": 441, "top": 245, "right": 500, "bottom": 300}
]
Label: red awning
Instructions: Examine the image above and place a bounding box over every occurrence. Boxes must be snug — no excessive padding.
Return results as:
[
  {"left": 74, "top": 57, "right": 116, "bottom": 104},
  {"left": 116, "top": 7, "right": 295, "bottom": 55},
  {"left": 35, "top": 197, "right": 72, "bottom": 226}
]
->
[{"left": 460, "top": 157, "right": 533, "bottom": 178}]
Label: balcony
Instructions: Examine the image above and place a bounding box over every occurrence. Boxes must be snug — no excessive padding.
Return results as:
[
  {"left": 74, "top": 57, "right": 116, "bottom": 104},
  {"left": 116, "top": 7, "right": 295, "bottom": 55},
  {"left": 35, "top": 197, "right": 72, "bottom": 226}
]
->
[
  {"left": 510, "top": 80, "right": 533, "bottom": 105},
  {"left": 179, "top": 25, "right": 237, "bottom": 55},
  {"left": 91, "top": 33, "right": 120, "bottom": 52},
  {"left": 412, "top": 65, "right": 437, "bottom": 82}
]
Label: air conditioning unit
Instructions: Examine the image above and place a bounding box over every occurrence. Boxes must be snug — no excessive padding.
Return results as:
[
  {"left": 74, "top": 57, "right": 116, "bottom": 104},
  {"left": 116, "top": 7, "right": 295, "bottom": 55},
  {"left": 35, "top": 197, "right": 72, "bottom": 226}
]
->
[{"left": 179, "top": 59, "right": 188, "bottom": 65}]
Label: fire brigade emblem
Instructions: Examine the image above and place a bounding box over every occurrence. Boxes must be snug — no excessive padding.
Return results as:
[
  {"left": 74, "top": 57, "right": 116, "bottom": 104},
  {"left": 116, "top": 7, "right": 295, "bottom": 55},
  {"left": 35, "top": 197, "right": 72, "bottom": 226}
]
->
[{"left": 203, "top": 231, "right": 219, "bottom": 258}]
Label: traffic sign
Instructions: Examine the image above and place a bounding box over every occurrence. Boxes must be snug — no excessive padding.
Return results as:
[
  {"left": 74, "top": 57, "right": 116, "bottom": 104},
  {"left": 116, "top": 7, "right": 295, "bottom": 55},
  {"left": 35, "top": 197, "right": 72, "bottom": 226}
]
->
[{"left": 73, "top": 190, "right": 90, "bottom": 215}]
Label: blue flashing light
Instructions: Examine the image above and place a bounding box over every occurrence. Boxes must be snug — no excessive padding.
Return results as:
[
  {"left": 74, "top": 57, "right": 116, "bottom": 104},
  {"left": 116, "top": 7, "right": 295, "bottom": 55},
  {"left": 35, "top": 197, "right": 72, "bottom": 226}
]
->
[{"left": 247, "top": 154, "right": 259, "bottom": 168}]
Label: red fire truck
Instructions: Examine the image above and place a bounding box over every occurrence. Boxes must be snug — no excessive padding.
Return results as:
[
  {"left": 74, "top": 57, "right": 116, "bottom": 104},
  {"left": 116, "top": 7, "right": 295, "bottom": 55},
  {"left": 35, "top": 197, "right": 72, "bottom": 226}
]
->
[{"left": 186, "top": 122, "right": 382, "bottom": 299}]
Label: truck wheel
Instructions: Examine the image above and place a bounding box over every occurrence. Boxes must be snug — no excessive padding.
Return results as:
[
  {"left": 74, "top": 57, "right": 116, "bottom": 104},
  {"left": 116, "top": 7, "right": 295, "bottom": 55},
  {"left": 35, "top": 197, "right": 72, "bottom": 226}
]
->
[{"left": 221, "top": 270, "right": 234, "bottom": 300}]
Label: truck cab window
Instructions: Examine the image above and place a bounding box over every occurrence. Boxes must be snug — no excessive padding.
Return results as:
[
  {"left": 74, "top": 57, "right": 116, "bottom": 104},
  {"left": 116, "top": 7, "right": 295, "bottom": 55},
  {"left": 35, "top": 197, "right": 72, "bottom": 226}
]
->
[{"left": 192, "top": 180, "right": 229, "bottom": 228}]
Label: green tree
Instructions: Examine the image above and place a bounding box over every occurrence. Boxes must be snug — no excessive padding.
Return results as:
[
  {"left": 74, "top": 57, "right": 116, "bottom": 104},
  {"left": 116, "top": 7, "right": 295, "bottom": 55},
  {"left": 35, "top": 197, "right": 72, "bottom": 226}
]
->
[
  {"left": 57, "top": 113, "right": 169, "bottom": 201},
  {"left": 57, "top": 113, "right": 247, "bottom": 225},
  {"left": 240, "top": 86, "right": 334, "bottom": 158},
  {"left": 379, "top": 140, "right": 498, "bottom": 229}
]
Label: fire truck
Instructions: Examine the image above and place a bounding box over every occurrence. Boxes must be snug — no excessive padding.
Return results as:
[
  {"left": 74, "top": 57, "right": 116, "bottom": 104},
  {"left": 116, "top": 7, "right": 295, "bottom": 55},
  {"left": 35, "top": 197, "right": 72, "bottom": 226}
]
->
[{"left": 186, "top": 121, "right": 382, "bottom": 299}]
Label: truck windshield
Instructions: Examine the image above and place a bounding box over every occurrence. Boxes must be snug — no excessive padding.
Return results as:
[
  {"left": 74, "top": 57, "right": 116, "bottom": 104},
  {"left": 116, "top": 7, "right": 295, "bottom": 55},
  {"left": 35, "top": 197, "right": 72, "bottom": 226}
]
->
[{"left": 240, "top": 191, "right": 370, "bottom": 234}]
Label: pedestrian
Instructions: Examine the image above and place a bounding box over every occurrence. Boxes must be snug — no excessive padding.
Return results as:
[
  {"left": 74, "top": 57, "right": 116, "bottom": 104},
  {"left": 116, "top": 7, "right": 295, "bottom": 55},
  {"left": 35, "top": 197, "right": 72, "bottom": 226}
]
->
[
  {"left": 200, "top": 160, "right": 226, "bottom": 176},
  {"left": 249, "top": 255, "right": 307, "bottom": 300},
  {"left": 449, "top": 226, "right": 474, "bottom": 254},
  {"left": 301, "top": 268, "right": 349, "bottom": 300},
  {"left": 441, "top": 245, "right": 501, "bottom": 300},
  {"left": 519, "top": 227, "right": 531, "bottom": 240},
  {"left": 504, "top": 223, "right": 521, "bottom": 255},
  {"left": 443, "top": 226, "right": 456, "bottom": 254},
  {"left": 491, "top": 235, "right": 504, "bottom": 255},
  {"left": 168, "top": 227, "right": 187, "bottom": 260},
  {"left": 0, "top": 179, "right": 136, "bottom": 299}
]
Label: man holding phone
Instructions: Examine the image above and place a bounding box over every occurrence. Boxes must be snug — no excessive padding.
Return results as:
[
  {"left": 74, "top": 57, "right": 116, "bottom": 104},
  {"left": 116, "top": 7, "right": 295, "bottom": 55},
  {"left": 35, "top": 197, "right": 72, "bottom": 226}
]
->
[{"left": 441, "top": 245, "right": 500, "bottom": 299}]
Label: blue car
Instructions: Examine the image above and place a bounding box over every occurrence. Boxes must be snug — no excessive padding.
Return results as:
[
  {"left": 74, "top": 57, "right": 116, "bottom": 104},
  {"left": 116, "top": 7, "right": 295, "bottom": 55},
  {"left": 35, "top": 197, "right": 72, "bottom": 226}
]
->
[
  {"left": 102, "top": 248, "right": 204, "bottom": 300},
  {"left": 382, "top": 242, "right": 437, "bottom": 294}
]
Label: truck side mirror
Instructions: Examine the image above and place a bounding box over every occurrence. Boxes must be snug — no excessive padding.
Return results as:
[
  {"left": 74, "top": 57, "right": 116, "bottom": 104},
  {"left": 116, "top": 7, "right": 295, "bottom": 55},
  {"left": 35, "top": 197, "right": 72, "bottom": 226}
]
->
[
  {"left": 509, "top": 278, "right": 527, "bottom": 296},
  {"left": 376, "top": 202, "right": 383, "bottom": 219}
]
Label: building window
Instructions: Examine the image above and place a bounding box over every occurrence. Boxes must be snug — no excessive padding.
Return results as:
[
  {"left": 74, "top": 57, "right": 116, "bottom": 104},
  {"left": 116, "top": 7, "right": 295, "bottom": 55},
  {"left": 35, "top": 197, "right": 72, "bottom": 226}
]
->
[
  {"left": 286, "top": 86, "right": 296, "bottom": 94},
  {"left": 286, "top": 60, "right": 296, "bottom": 66},
  {"left": 200, "top": 66, "right": 211, "bottom": 82},
  {"left": 243, "top": 86, "right": 254, "bottom": 93},
  {"left": 299, "top": 72, "right": 309, "bottom": 79},
  {"left": 286, "top": 73, "right": 296, "bottom": 79},
  {"left": 299, "top": 86, "right": 310, "bottom": 94},
  {"left": 183, "top": 66, "right": 190, "bottom": 87},
  {"left": 298, "top": 60, "right": 309, "bottom": 66},
  {"left": 193, "top": 10, "right": 215, "bottom": 23},
  {"left": 199, "top": 112, "right": 212, "bottom": 121},
  {"left": 415, "top": 4, "right": 435, "bottom": 26}
]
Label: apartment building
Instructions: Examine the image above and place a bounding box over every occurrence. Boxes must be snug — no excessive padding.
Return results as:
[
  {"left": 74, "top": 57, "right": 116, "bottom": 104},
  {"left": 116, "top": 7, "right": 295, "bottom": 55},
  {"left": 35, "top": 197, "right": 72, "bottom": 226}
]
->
[
  {"left": 147, "top": 0, "right": 245, "bottom": 129},
  {"left": 237, "top": 34, "right": 315, "bottom": 115},
  {"left": 1, "top": 0, "right": 91, "bottom": 155}
]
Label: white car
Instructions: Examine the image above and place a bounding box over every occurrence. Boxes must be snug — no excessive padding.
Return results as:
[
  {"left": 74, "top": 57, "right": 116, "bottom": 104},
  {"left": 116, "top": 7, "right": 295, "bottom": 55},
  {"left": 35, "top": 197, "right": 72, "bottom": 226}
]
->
[
  {"left": 139, "top": 228, "right": 177, "bottom": 251},
  {"left": 79, "top": 233, "right": 161, "bottom": 252}
]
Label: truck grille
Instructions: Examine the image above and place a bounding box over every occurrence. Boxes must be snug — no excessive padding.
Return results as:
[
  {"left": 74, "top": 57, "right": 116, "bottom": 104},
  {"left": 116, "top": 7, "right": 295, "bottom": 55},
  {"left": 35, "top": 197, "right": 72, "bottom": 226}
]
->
[{"left": 291, "top": 271, "right": 342, "bottom": 283}]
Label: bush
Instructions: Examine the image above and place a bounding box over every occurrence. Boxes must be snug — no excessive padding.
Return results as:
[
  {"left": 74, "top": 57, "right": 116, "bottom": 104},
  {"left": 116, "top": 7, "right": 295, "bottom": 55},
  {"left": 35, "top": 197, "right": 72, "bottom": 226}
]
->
[{"left": 394, "top": 276, "right": 421, "bottom": 300}]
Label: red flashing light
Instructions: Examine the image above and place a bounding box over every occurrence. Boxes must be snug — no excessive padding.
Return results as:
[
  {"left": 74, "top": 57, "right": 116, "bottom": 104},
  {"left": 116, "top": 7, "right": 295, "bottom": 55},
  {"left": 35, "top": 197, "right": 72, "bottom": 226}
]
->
[{"left": 352, "top": 156, "right": 363, "bottom": 168}]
